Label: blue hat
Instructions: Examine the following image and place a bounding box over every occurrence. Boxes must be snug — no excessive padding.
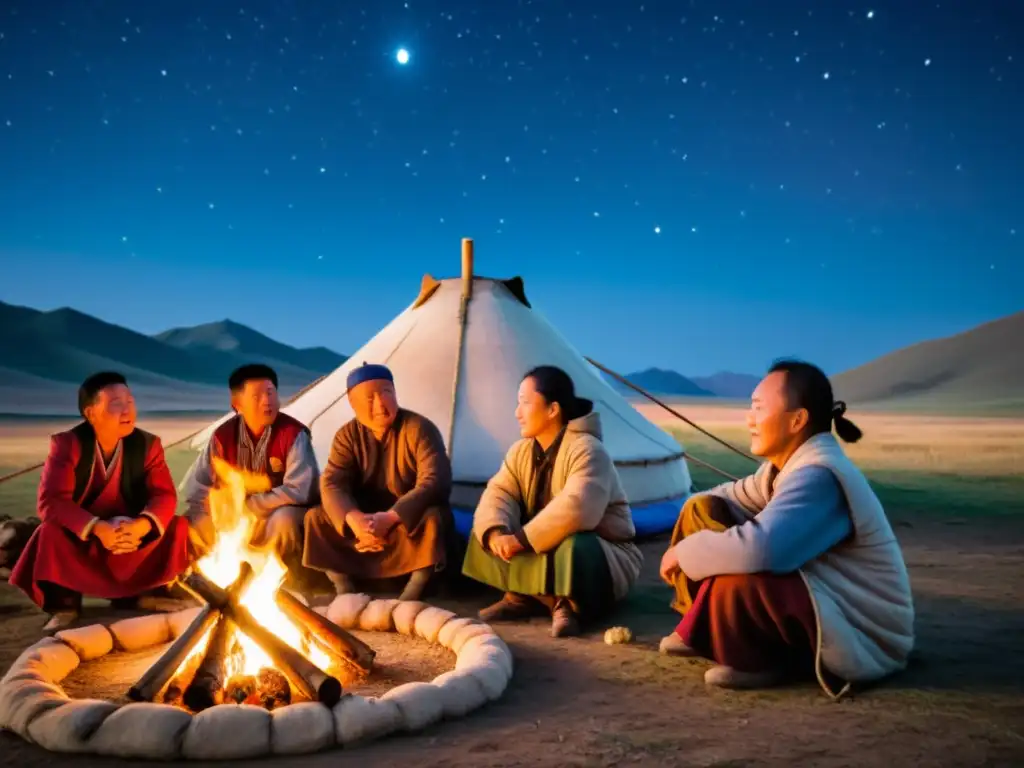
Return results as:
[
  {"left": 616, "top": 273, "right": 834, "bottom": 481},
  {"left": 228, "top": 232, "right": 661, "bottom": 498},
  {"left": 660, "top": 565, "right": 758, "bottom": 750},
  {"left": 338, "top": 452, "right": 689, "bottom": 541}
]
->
[{"left": 346, "top": 362, "right": 394, "bottom": 391}]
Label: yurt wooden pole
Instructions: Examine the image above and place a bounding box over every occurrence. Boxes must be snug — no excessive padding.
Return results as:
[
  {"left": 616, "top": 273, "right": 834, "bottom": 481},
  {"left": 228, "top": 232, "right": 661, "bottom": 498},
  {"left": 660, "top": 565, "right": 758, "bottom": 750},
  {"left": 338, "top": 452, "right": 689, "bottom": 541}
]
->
[
  {"left": 461, "top": 237, "right": 474, "bottom": 300},
  {"left": 584, "top": 356, "right": 759, "bottom": 464},
  {"left": 445, "top": 238, "right": 474, "bottom": 460}
]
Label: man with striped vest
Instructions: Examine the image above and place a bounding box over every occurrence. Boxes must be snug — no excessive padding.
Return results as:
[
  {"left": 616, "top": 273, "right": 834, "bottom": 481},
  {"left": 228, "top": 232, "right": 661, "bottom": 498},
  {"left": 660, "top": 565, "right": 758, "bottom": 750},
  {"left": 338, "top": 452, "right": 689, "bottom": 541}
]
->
[{"left": 183, "top": 364, "right": 319, "bottom": 574}]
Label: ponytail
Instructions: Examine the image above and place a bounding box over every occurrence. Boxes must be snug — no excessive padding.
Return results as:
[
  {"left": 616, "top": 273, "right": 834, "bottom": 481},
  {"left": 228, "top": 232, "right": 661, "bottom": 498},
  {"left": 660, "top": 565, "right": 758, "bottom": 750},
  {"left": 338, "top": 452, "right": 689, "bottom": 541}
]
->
[{"left": 831, "top": 401, "right": 863, "bottom": 443}]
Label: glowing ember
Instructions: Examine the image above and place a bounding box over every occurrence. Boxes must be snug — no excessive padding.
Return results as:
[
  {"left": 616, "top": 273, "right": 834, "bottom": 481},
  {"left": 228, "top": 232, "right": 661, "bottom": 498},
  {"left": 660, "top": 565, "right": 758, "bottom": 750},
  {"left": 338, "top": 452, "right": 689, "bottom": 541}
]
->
[{"left": 177, "top": 457, "right": 331, "bottom": 685}]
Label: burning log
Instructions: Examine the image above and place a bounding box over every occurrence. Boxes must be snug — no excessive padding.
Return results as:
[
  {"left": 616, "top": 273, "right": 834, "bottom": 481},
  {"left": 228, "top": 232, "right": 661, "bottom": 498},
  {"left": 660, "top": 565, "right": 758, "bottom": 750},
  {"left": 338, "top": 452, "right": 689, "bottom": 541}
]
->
[
  {"left": 222, "top": 668, "right": 291, "bottom": 710},
  {"left": 161, "top": 650, "right": 202, "bottom": 707},
  {"left": 182, "top": 615, "right": 240, "bottom": 712},
  {"left": 224, "top": 673, "right": 256, "bottom": 704},
  {"left": 180, "top": 569, "right": 342, "bottom": 708},
  {"left": 128, "top": 604, "right": 220, "bottom": 703},
  {"left": 129, "top": 562, "right": 256, "bottom": 704},
  {"left": 257, "top": 667, "right": 291, "bottom": 708},
  {"left": 274, "top": 588, "right": 376, "bottom": 673}
]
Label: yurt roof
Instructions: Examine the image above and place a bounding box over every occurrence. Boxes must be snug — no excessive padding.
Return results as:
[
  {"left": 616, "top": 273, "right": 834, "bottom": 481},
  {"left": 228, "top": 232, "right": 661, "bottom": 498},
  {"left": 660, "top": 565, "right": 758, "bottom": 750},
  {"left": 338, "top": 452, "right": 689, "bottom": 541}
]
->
[{"left": 187, "top": 239, "right": 691, "bottom": 506}]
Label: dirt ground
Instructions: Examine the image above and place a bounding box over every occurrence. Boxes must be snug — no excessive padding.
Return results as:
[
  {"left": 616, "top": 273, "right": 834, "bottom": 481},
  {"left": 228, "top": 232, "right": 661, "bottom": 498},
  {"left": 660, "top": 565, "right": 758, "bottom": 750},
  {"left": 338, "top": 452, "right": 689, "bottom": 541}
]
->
[{"left": 3, "top": 518, "right": 1024, "bottom": 767}]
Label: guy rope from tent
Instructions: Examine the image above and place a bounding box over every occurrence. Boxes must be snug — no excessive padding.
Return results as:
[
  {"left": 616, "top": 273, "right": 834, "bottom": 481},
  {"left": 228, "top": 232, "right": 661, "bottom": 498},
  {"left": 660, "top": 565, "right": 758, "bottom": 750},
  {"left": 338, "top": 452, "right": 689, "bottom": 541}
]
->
[
  {"left": 445, "top": 238, "right": 475, "bottom": 462},
  {"left": 0, "top": 373, "right": 330, "bottom": 487},
  {"left": 584, "top": 356, "right": 760, "bottom": 465}
]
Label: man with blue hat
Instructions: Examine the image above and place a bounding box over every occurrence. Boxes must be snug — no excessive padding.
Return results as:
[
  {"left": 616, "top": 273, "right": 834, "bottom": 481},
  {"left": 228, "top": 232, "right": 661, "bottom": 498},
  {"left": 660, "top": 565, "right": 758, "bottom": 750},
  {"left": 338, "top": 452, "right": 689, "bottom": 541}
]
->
[{"left": 302, "top": 362, "right": 453, "bottom": 601}]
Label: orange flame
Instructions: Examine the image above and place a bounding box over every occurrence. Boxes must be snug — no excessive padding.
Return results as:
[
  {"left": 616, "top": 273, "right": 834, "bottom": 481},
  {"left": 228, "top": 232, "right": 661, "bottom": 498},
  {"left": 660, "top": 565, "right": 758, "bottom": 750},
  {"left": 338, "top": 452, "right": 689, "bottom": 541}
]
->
[{"left": 180, "top": 456, "right": 330, "bottom": 679}]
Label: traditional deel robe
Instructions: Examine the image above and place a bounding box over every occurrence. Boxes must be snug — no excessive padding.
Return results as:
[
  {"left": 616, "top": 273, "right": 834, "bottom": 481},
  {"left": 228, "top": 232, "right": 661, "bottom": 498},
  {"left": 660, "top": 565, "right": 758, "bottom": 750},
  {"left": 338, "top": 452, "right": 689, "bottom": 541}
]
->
[
  {"left": 463, "top": 411, "right": 643, "bottom": 617},
  {"left": 183, "top": 412, "right": 318, "bottom": 560},
  {"left": 672, "top": 432, "right": 915, "bottom": 697},
  {"left": 670, "top": 493, "right": 825, "bottom": 683},
  {"left": 304, "top": 409, "right": 452, "bottom": 580},
  {"left": 10, "top": 423, "right": 190, "bottom": 609}
]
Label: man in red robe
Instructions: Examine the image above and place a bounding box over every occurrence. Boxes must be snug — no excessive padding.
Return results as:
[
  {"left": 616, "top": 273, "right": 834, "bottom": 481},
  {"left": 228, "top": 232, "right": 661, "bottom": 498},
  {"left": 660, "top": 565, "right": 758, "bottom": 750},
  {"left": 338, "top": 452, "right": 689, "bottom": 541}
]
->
[
  {"left": 183, "top": 364, "right": 318, "bottom": 576},
  {"left": 10, "top": 371, "right": 192, "bottom": 634}
]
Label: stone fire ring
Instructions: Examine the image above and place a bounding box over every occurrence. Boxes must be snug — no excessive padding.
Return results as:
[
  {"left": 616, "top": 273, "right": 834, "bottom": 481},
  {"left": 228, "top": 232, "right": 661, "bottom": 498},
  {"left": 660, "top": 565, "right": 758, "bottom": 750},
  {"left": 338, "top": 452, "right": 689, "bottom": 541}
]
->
[{"left": 0, "top": 594, "right": 514, "bottom": 760}]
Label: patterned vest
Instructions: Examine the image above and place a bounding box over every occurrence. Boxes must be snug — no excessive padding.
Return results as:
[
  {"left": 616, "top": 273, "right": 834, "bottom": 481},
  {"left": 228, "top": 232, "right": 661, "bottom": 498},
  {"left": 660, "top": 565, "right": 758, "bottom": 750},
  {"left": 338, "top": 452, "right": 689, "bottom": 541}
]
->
[
  {"left": 212, "top": 412, "right": 310, "bottom": 488},
  {"left": 70, "top": 422, "right": 155, "bottom": 515}
]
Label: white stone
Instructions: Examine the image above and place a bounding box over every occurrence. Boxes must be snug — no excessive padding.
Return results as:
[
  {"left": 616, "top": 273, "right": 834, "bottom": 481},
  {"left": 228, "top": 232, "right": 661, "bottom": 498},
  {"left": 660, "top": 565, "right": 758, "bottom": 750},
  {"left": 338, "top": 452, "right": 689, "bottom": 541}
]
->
[
  {"left": 326, "top": 592, "right": 371, "bottom": 629},
  {"left": 0, "top": 678, "right": 68, "bottom": 733},
  {"left": 167, "top": 606, "right": 205, "bottom": 639},
  {"left": 271, "top": 701, "right": 336, "bottom": 755},
  {"left": 359, "top": 598, "right": 399, "bottom": 632},
  {"left": 392, "top": 599, "right": 428, "bottom": 634},
  {"left": 464, "top": 662, "right": 510, "bottom": 701},
  {"left": 181, "top": 704, "right": 271, "bottom": 760},
  {"left": 449, "top": 620, "right": 496, "bottom": 653},
  {"left": 55, "top": 625, "right": 114, "bottom": 661},
  {"left": 413, "top": 605, "right": 456, "bottom": 643},
  {"left": 89, "top": 702, "right": 192, "bottom": 759},
  {"left": 108, "top": 614, "right": 172, "bottom": 652},
  {"left": 458, "top": 634, "right": 514, "bottom": 677},
  {"left": 2, "top": 639, "right": 80, "bottom": 685},
  {"left": 431, "top": 670, "right": 489, "bottom": 718},
  {"left": 26, "top": 699, "right": 118, "bottom": 753},
  {"left": 381, "top": 681, "right": 445, "bottom": 731},
  {"left": 333, "top": 694, "right": 402, "bottom": 745},
  {"left": 0, "top": 602, "right": 514, "bottom": 759},
  {"left": 436, "top": 616, "right": 481, "bottom": 649}
]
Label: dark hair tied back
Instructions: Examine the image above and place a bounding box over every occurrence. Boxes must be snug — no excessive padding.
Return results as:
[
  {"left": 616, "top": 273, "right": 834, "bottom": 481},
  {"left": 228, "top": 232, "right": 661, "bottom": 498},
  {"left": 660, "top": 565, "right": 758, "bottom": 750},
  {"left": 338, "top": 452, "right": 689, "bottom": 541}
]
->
[
  {"left": 830, "top": 399, "right": 862, "bottom": 443},
  {"left": 768, "top": 359, "right": 863, "bottom": 444},
  {"left": 523, "top": 365, "right": 593, "bottom": 424}
]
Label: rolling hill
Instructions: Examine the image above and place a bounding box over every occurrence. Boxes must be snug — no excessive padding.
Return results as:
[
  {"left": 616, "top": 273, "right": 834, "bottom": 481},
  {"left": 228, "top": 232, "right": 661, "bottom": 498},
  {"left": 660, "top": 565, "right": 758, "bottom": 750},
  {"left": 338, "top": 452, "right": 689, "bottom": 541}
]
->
[
  {"left": 0, "top": 300, "right": 347, "bottom": 415},
  {"left": 155, "top": 319, "right": 346, "bottom": 374},
  {"left": 689, "top": 372, "right": 761, "bottom": 399},
  {"left": 605, "top": 368, "right": 716, "bottom": 397},
  {"left": 2, "top": 297, "right": 1019, "bottom": 416},
  {"left": 832, "top": 310, "right": 1024, "bottom": 411}
]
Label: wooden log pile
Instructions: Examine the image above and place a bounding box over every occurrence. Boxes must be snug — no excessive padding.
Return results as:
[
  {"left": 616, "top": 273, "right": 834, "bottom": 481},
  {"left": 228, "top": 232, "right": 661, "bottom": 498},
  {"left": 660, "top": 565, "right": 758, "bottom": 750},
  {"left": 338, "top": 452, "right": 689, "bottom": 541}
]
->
[{"left": 128, "top": 563, "right": 375, "bottom": 713}]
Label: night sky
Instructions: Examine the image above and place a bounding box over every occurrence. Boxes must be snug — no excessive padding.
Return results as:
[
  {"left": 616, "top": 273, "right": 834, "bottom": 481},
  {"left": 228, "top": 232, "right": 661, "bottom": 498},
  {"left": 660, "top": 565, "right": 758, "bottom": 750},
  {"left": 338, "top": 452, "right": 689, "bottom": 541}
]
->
[{"left": 0, "top": 1, "right": 1020, "bottom": 377}]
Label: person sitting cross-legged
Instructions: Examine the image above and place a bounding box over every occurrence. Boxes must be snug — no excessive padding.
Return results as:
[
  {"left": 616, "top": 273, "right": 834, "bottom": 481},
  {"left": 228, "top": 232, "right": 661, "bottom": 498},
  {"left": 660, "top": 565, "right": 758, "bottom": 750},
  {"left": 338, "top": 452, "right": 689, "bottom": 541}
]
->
[
  {"left": 462, "top": 365, "right": 643, "bottom": 638},
  {"left": 658, "top": 360, "right": 915, "bottom": 697},
  {"left": 303, "top": 363, "right": 454, "bottom": 601},
  {"left": 9, "top": 372, "right": 191, "bottom": 634},
  {"left": 183, "top": 364, "right": 318, "bottom": 575}
]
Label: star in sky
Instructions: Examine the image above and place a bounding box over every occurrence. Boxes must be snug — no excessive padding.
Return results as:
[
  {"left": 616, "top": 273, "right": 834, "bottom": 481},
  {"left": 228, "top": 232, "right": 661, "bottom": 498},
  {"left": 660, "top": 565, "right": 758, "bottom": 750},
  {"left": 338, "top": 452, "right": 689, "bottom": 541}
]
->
[{"left": 0, "top": 2, "right": 1018, "bottom": 377}]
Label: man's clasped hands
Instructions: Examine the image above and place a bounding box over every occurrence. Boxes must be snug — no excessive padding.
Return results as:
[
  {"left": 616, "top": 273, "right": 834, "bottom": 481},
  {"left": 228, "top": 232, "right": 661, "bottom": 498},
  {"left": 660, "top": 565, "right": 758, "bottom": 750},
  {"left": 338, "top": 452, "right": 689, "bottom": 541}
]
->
[
  {"left": 347, "top": 509, "right": 401, "bottom": 553},
  {"left": 92, "top": 516, "right": 153, "bottom": 555}
]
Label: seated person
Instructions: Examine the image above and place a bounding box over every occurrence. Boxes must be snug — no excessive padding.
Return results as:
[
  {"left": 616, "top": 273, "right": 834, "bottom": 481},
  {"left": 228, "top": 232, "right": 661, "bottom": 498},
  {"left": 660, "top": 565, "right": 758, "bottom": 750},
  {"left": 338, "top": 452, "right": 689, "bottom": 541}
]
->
[
  {"left": 183, "top": 364, "right": 318, "bottom": 571},
  {"left": 303, "top": 363, "right": 453, "bottom": 601},
  {"left": 462, "top": 365, "right": 643, "bottom": 638},
  {"left": 658, "top": 360, "right": 915, "bottom": 697},
  {"left": 10, "top": 372, "right": 191, "bottom": 634}
]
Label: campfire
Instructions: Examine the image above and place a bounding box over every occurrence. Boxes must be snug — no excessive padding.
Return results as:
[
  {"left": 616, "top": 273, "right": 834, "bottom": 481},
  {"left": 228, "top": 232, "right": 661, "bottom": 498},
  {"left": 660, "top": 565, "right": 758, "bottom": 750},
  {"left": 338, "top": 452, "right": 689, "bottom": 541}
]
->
[{"left": 128, "top": 457, "right": 375, "bottom": 712}]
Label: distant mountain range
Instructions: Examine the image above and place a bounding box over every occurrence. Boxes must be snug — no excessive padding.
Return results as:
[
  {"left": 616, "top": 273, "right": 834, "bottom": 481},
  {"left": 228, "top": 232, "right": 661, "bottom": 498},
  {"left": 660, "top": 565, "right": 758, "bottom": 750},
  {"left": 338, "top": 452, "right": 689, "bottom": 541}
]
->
[
  {"left": 605, "top": 368, "right": 761, "bottom": 399},
  {"left": 0, "top": 299, "right": 1020, "bottom": 415},
  {"left": 0, "top": 301, "right": 347, "bottom": 415}
]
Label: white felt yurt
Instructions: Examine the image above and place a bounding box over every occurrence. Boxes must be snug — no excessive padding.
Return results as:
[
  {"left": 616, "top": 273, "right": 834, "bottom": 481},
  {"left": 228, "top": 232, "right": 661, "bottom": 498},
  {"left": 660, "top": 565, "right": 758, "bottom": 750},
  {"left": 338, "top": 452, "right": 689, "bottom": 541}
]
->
[{"left": 185, "top": 240, "right": 692, "bottom": 536}]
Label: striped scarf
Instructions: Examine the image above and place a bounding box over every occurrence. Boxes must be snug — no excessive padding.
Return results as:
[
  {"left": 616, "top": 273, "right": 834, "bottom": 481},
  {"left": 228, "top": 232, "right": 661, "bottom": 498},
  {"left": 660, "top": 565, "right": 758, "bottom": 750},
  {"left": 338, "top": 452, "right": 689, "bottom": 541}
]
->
[{"left": 237, "top": 419, "right": 273, "bottom": 474}]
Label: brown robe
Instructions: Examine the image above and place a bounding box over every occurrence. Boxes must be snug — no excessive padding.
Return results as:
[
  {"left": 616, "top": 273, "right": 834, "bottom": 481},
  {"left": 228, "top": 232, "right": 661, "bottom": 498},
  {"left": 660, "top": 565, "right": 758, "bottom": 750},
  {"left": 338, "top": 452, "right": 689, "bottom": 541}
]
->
[{"left": 303, "top": 409, "right": 453, "bottom": 580}]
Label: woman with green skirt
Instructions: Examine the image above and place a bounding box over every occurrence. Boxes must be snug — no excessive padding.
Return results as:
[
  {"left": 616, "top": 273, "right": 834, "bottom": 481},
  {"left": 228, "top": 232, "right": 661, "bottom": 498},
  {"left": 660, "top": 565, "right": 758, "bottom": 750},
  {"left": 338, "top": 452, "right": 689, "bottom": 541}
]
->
[{"left": 462, "top": 365, "right": 643, "bottom": 637}]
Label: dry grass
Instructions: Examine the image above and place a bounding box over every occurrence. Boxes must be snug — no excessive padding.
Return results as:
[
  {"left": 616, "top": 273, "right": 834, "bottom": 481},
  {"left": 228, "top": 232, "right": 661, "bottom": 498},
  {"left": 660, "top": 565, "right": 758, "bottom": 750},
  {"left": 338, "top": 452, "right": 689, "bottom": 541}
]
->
[
  {"left": 2, "top": 407, "right": 1023, "bottom": 765},
  {"left": 635, "top": 402, "right": 1024, "bottom": 476},
  {"left": 1, "top": 406, "right": 1022, "bottom": 521},
  {"left": 0, "top": 415, "right": 213, "bottom": 475},
  {"left": 636, "top": 401, "right": 1024, "bottom": 520}
]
